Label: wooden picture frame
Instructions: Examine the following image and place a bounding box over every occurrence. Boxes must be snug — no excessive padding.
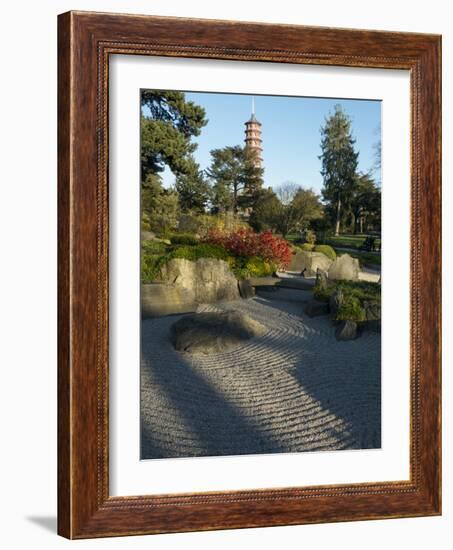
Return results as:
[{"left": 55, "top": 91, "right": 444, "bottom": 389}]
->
[{"left": 58, "top": 10, "right": 441, "bottom": 539}]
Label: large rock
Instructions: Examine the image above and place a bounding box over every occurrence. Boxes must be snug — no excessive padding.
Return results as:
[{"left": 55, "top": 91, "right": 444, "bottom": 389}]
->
[
  {"left": 170, "top": 311, "right": 266, "bottom": 354},
  {"left": 364, "top": 301, "right": 381, "bottom": 321},
  {"left": 238, "top": 279, "right": 255, "bottom": 299},
  {"left": 315, "top": 269, "right": 330, "bottom": 291},
  {"left": 141, "top": 230, "right": 156, "bottom": 241},
  {"left": 141, "top": 283, "right": 197, "bottom": 318},
  {"left": 328, "top": 254, "right": 360, "bottom": 281},
  {"left": 288, "top": 251, "right": 333, "bottom": 277},
  {"left": 335, "top": 320, "right": 358, "bottom": 341},
  {"left": 159, "top": 258, "right": 240, "bottom": 304}
]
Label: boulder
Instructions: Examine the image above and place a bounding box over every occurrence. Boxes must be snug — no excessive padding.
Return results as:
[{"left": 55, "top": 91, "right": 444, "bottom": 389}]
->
[
  {"left": 364, "top": 301, "right": 381, "bottom": 321},
  {"left": 159, "top": 258, "right": 240, "bottom": 304},
  {"left": 141, "top": 283, "right": 197, "bottom": 318},
  {"left": 304, "top": 300, "right": 330, "bottom": 317},
  {"left": 288, "top": 251, "right": 333, "bottom": 277},
  {"left": 315, "top": 268, "right": 330, "bottom": 291},
  {"left": 238, "top": 279, "right": 255, "bottom": 299},
  {"left": 141, "top": 230, "right": 156, "bottom": 241},
  {"left": 141, "top": 230, "right": 171, "bottom": 244},
  {"left": 328, "top": 254, "right": 360, "bottom": 281},
  {"left": 335, "top": 320, "right": 358, "bottom": 341},
  {"left": 170, "top": 311, "right": 266, "bottom": 354}
]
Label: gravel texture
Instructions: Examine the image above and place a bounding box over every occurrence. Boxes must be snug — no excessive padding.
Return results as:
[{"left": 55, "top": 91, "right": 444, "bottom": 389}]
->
[{"left": 141, "top": 289, "right": 381, "bottom": 459}]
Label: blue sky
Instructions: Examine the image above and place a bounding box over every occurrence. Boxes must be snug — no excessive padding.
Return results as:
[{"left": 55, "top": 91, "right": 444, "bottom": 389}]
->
[{"left": 159, "top": 91, "right": 381, "bottom": 194}]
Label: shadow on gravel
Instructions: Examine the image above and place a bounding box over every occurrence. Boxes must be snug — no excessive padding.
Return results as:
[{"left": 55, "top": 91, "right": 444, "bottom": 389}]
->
[
  {"left": 253, "top": 298, "right": 382, "bottom": 451},
  {"left": 140, "top": 349, "right": 286, "bottom": 460}
]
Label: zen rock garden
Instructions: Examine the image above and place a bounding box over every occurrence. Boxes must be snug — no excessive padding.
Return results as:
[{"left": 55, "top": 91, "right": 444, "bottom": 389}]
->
[
  {"left": 139, "top": 90, "right": 382, "bottom": 459},
  {"left": 140, "top": 230, "right": 381, "bottom": 459},
  {"left": 142, "top": 242, "right": 380, "bottom": 345}
]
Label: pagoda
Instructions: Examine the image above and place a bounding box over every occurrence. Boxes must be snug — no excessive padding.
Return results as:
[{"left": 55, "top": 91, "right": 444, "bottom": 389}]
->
[{"left": 244, "top": 97, "right": 263, "bottom": 168}]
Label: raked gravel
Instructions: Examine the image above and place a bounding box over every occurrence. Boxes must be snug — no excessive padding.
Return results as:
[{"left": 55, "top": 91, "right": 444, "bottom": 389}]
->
[{"left": 141, "top": 288, "right": 381, "bottom": 459}]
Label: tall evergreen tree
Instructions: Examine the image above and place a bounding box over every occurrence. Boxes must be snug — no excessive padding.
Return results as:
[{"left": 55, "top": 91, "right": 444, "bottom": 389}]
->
[
  {"left": 140, "top": 90, "right": 207, "bottom": 182},
  {"left": 207, "top": 145, "right": 263, "bottom": 214},
  {"left": 140, "top": 90, "right": 209, "bottom": 228},
  {"left": 319, "top": 105, "right": 359, "bottom": 235}
]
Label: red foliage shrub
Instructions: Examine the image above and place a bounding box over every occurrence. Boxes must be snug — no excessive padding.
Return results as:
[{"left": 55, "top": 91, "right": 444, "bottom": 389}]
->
[{"left": 204, "top": 228, "right": 292, "bottom": 269}]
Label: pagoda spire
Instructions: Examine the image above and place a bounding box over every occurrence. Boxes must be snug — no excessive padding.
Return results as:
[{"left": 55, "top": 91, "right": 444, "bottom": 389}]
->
[{"left": 244, "top": 98, "right": 262, "bottom": 168}]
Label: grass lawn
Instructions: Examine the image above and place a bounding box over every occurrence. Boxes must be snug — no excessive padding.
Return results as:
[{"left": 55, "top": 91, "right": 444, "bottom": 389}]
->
[
  {"left": 345, "top": 250, "right": 381, "bottom": 269},
  {"left": 324, "top": 234, "right": 381, "bottom": 250},
  {"left": 286, "top": 233, "right": 381, "bottom": 269}
]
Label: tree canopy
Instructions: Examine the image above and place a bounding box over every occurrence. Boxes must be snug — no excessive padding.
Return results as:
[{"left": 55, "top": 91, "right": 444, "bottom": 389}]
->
[
  {"left": 249, "top": 183, "right": 323, "bottom": 237},
  {"left": 319, "top": 105, "right": 359, "bottom": 235},
  {"left": 207, "top": 145, "right": 263, "bottom": 214},
  {"left": 140, "top": 90, "right": 207, "bottom": 182},
  {"left": 140, "top": 90, "right": 209, "bottom": 227}
]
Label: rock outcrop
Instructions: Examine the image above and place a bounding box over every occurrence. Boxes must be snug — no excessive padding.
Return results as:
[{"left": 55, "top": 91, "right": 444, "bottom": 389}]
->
[
  {"left": 170, "top": 311, "right": 266, "bottom": 354},
  {"left": 335, "top": 320, "right": 358, "bottom": 341},
  {"left": 288, "top": 251, "right": 333, "bottom": 277},
  {"left": 159, "top": 258, "right": 240, "bottom": 304},
  {"left": 328, "top": 254, "right": 360, "bottom": 281},
  {"left": 238, "top": 279, "right": 255, "bottom": 299}
]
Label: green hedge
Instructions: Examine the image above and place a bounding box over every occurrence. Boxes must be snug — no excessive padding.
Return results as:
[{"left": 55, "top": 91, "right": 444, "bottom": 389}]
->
[
  {"left": 313, "top": 244, "right": 336, "bottom": 261},
  {"left": 142, "top": 239, "right": 283, "bottom": 283},
  {"left": 169, "top": 233, "right": 199, "bottom": 246},
  {"left": 301, "top": 243, "right": 315, "bottom": 251},
  {"left": 243, "top": 256, "right": 274, "bottom": 278},
  {"left": 169, "top": 243, "right": 230, "bottom": 262}
]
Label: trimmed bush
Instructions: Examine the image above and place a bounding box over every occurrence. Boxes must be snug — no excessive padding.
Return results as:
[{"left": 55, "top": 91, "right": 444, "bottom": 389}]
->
[
  {"left": 313, "top": 244, "right": 336, "bottom": 261},
  {"left": 243, "top": 256, "right": 274, "bottom": 278},
  {"left": 169, "top": 233, "right": 199, "bottom": 246},
  {"left": 335, "top": 295, "right": 366, "bottom": 322},
  {"left": 204, "top": 228, "right": 292, "bottom": 269},
  {"left": 169, "top": 243, "right": 231, "bottom": 263},
  {"left": 301, "top": 243, "right": 315, "bottom": 252}
]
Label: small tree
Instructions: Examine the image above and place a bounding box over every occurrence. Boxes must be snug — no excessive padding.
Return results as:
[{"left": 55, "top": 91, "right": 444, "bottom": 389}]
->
[
  {"left": 207, "top": 145, "right": 263, "bottom": 214},
  {"left": 350, "top": 173, "right": 381, "bottom": 234},
  {"left": 319, "top": 105, "right": 359, "bottom": 235},
  {"left": 248, "top": 188, "right": 282, "bottom": 232},
  {"left": 274, "top": 183, "right": 323, "bottom": 237}
]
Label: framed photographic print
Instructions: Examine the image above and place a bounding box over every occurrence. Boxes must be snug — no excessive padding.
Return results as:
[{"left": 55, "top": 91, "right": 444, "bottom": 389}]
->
[{"left": 58, "top": 11, "right": 441, "bottom": 538}]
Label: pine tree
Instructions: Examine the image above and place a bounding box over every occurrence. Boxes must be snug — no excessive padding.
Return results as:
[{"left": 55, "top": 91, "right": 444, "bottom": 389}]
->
[
  {"left": 207, "top": 145, "right": 263, "bottom": 214},
  {"left": 140, "top": 90, "right": 207, "bottom": 182},
  {"left": 319, "top": 105, "right": 359, "bottom": 235}
]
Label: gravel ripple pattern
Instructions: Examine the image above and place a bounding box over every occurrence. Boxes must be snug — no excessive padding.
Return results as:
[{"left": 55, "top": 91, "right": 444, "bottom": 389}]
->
[{"left": 141, "top": 289, "right": 381, "bottom": 459}]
